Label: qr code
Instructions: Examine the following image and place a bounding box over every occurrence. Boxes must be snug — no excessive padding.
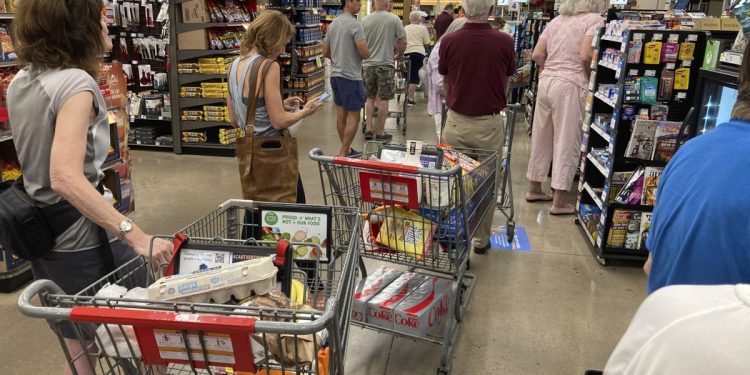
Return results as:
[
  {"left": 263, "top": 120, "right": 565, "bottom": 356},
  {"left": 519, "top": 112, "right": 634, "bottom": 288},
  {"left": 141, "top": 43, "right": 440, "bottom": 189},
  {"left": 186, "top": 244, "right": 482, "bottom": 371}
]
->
[{"left": 215, "top": 252, "right": 226, "bottom": 264}]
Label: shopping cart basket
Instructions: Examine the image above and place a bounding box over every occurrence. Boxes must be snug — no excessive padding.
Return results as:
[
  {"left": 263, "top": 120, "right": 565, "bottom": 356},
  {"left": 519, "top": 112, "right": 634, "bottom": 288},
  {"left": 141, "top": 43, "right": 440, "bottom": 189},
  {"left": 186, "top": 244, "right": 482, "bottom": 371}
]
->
[
  {"left": 496, "top": 103, "right": 521, "bottom": 241},
  {"left": 19, "top": 200, "right": 361, "bottom": 375},
  {"left": 309, "top": 145, "right": 499, "bottom": 374},
  {"left": 361, "top": 59, "right": 411, "bottom": 135}
]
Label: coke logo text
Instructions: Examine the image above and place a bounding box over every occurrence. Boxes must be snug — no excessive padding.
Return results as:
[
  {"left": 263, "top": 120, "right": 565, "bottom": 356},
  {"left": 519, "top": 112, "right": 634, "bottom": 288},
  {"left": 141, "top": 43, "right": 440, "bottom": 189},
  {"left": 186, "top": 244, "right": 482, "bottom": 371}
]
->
[{"left": 428, "top": 296, "right": 450, "bottom": 326}]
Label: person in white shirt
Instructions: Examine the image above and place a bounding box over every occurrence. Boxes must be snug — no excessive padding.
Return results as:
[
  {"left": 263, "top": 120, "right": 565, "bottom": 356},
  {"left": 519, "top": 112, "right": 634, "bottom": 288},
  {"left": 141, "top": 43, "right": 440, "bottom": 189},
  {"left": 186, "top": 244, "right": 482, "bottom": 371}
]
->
[
  {"left": 603, "top": 284, "right": 750, "bottom": 374},
  {"left": 404, "top": 10, "right": 430, "bottom": 106}
]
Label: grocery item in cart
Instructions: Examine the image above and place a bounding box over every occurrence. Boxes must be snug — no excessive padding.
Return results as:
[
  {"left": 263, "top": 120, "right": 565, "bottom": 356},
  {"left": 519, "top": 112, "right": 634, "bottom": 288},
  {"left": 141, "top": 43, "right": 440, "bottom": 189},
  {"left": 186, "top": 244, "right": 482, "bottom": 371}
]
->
[
  {"left": 352, "top": 266, "right": 403, "bottom": 322},
  {"left": 95, "top": 286, "right": 149, "bottom": 358},
  {"left": 425, "top": 145, "right": 482, "bottom": 208},
  {"left": 367, "top": 272, "right": 430, "bottom": 330},
  {"left": 374, "top": 206, "right": 435, "bottom": 261},
  {"left": 393, "top": 276, "right": 452, "bottom": 337},
  {"left": 147, "top": 257, "right": 278, "bottom": 303}
]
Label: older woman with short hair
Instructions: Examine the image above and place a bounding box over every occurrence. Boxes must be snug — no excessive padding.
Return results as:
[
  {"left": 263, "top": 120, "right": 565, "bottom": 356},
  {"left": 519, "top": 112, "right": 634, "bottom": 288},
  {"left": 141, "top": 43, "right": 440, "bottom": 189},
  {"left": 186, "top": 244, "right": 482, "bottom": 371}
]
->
[
  {"left": 525, "top": 0, "right": 608, "bottom": 215},
  {"left": 404, "top": 10, "right": 431, "bottom": 106}
]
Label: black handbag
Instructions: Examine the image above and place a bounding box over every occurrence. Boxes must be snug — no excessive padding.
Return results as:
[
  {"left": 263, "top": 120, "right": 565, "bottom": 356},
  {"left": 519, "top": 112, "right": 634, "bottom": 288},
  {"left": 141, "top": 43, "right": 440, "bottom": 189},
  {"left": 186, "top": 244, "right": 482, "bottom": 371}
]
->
[{"left": 0, "top": 178, "right": 113, "bottom": 270}]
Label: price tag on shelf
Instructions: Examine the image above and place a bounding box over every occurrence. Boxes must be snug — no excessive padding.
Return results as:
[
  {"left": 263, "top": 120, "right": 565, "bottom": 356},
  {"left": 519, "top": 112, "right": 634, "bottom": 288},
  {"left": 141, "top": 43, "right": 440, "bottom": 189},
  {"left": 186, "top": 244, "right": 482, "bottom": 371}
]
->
[
  {"left": 645, "top": 70, "right": 657, "bottom": 77},
  {"left": 607, "top": 143, "right": 614, "bottom": 154},
  {"left": 596, "top": 236, "right": 602, "bottom": 247},
  {"left": 628, "top": 69, "right": 639, "bottom": 76},
  {"left": 312, "top": 8, "right": 319, "bottom": 15},
  {"left": 668, "top": 34, "right": 680, "bottom": 43},
  {"left": 683, "top": 60, "right": 692, "bottom": 67},
  {"left": 687, "top": 34, "right": 699, "bottom": 42},
  {"left": 315, "top": 56, "right": 323, "bottom": 68},
  {"left": 652, "top": 33, "right": 663, "bottom": 41},
  {"left": 676, "top": 92, "right": 687, "bottom": 100},
  {"left": 666, "top": 63, "right": 676, "bottom": 70}
]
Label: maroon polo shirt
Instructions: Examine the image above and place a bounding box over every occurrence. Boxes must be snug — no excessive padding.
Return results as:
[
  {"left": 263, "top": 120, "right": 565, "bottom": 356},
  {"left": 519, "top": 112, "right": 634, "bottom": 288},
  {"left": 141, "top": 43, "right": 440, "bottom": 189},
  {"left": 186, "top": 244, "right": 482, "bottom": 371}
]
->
[
  {"left": 438, "top": 23, "right": 516, "bottom": 116},
  {"left": 434, "top": 11, "right": 454, "bottom": 40}
]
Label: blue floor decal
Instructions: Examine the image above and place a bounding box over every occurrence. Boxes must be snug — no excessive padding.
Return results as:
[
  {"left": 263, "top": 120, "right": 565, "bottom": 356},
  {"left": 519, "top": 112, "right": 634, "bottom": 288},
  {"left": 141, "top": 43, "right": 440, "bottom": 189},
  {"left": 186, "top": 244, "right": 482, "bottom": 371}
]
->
[{"left": 490, "top": 226, "right": 532, "bottom": 252}]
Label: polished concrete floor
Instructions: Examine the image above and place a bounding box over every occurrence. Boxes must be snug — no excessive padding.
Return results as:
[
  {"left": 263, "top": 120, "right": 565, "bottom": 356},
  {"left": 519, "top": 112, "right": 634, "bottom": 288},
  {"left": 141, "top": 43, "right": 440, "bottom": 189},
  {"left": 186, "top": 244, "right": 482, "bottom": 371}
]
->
[{"left": 0, "top": 98, "right": 647, "bottom": 374}]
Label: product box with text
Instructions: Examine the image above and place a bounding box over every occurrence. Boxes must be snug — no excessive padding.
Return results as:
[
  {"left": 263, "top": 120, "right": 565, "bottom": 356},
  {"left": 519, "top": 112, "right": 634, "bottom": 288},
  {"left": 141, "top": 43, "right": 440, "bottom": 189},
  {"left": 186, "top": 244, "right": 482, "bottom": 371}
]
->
[
  {"left": 367, "top": 272, "right": 430, "bottom": 330},
  {"left": 351, "top": 266, "right": 403, "bottom": 323},
  {"left": 393, "top": 276, "right": 453, "bottom": 337}
]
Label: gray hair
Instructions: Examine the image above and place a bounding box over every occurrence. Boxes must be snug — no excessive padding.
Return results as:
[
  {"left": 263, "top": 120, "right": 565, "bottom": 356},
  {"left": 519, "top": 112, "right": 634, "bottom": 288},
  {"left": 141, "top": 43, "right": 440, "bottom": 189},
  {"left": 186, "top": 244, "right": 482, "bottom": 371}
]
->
[
  {"left": 463, "top": 0, "right": 493, "bottom": 20},
  {"left": 409, "top": 11, "right": 422, "bottom": 23},
  {"left": 558, "top": 0, "right": 608, "bottom": 16}
]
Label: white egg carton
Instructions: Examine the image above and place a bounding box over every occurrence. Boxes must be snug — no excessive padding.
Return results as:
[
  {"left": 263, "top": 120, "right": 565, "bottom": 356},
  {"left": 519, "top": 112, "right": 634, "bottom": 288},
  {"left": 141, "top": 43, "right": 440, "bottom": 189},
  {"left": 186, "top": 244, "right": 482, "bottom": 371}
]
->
[{"left": 148, "top": 257, "right": 278, "bottom": 303}]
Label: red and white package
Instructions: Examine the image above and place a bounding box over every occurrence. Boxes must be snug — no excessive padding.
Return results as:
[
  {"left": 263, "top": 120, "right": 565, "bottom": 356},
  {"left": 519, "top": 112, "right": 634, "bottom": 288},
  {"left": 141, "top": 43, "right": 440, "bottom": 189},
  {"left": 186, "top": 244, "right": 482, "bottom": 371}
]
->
[
  {"left": 351, "top": 266, "right": 403, "bottom": 323},
  {"left": 367, "top": 272, "right": 430, "bottom": 330},
  {"left": 393, "top": 276, "right": 453, "bottom": 337}
]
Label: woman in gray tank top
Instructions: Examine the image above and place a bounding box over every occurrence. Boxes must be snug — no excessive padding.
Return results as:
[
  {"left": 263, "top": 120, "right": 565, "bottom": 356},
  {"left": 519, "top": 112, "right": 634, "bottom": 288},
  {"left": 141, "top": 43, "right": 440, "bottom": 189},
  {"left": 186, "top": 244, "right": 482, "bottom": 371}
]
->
[{"left": 228, "top": 10, "right": 322, "bottom": 202}]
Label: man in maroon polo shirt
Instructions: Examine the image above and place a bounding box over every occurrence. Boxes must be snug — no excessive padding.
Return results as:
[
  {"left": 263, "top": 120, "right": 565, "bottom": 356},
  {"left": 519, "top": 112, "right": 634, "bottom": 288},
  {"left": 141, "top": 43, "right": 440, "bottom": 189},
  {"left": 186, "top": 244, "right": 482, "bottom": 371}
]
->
[
  {"left": 438, "top": 0, "right": 515, "bottom": 255},
  {"left": 434, "top": 3, "right": 454, "bottom": 40}
]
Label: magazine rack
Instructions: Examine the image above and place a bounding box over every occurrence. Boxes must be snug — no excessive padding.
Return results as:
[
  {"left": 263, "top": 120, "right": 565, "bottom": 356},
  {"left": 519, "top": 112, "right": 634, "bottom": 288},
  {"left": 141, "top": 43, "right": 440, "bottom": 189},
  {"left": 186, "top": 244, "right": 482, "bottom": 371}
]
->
[{"left": 574, "top": 26, "right": 708, "bottom": 266}]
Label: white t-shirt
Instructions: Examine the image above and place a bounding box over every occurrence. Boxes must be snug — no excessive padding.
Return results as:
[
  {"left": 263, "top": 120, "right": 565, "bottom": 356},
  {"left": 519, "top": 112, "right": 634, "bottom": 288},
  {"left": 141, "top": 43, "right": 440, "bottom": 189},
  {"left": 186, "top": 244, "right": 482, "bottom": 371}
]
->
[
  {"left": 604, "top": 284, "right": 750, "bottom": 375},
  {"left": 404, "top": 24, "right": 430, "bottom": 55}
]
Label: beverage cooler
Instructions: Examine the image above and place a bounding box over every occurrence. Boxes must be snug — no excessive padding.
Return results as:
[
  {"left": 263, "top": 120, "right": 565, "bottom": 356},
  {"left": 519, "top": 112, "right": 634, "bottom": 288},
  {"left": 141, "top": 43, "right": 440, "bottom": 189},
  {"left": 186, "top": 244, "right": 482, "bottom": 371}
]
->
[{"left": 695, "top": 67, "right": 740, "bottom": 135}]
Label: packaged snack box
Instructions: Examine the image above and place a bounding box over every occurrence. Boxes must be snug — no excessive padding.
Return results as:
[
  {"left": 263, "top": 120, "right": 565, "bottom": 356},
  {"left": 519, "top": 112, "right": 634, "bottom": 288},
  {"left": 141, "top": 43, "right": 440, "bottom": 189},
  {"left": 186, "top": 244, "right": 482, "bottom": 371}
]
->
[
  {"left": 393, "top": 276, "right": 453, "bottom": 337},
  {"left": 374, "top": 206, "right": 435, "bottom": 261},
  {"left": 351, "top": 266, "right": 403, "bottom": 322},
  {"left": 367, "top": 272, "right": 430, "bottom": 330}
]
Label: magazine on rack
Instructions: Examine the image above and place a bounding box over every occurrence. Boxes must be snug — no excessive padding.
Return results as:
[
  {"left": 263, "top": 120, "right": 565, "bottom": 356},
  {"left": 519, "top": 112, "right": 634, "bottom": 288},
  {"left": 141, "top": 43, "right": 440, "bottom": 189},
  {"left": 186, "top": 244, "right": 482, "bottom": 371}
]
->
[
  {"left": 608, "top": 171, "right": 635, "bottom": 204},
  {"left": 641, "top": 167, "right": 664, "bottom": 206},
  {"left": 608, "top": 209, "right": 640, "bottom": 248},
  {"left": 639, "top": 212, "right": 653, "bottom": 250},
  {"left": 615, "top": 167, "right": 645, "bottom": 205},
  {"left": 652, "top": 121, "right": 683, "bottom": 163},
  {"left": 625, "top": 120, "right": 658, "bottom": 160}
]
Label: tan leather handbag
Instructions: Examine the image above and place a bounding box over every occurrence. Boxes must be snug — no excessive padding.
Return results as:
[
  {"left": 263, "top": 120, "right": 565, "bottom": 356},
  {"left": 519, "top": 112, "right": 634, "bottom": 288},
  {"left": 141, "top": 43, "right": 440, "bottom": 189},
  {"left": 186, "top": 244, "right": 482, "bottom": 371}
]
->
[{"left": 236, "top": 58, "right": 299, "bottom": 203}]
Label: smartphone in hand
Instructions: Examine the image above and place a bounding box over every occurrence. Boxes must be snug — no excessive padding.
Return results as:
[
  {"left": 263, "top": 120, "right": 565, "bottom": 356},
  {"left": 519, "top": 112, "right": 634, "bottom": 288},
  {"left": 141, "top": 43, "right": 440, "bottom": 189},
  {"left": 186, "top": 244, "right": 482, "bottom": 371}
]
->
[{"left": 315, "top": 91, "right": 332, "bottom": 104}]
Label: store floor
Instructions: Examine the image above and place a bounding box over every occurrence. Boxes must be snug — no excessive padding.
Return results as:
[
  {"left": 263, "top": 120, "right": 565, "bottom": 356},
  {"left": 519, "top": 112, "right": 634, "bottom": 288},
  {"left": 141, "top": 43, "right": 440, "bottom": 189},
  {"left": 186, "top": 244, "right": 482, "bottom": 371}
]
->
[{"left": 0, "top": 98, "right": 647, "bottom": 375}]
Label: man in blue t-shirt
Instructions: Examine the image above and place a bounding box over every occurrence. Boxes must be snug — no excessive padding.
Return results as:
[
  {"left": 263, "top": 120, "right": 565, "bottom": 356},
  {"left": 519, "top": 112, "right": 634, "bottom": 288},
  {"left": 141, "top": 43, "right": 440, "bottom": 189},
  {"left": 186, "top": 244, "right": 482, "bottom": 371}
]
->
[{"left": 645, "top": 50, "right": 750, "bottom": 293}]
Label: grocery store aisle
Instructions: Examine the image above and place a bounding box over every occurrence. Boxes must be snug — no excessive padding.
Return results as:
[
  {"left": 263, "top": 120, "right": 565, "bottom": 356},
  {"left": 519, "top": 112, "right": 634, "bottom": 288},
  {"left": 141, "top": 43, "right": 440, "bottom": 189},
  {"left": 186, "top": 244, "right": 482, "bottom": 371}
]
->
[{"left": 0, "top": 98, "right": 647, "bottom": 374}]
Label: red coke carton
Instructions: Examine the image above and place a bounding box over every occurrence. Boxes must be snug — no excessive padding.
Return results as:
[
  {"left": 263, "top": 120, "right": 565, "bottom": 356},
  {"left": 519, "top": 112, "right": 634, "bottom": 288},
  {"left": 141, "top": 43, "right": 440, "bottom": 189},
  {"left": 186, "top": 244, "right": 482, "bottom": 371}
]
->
[
  {"left": 352, "top": 266, "right": 403, "bottom": 323},
  {"left": 367, "top": 272, "right": 430, "bottom": 330},
  {"left": 393, "top": 276, "right": 452, "bottom": 337}
]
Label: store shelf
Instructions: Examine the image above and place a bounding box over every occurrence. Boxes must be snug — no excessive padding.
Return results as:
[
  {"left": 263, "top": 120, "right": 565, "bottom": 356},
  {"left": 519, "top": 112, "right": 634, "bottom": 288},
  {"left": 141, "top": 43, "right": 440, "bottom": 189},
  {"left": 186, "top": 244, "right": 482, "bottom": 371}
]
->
[
  {"left": 586, "top": 153, "right": 610, "bottom": 178},
  {"left": 620, "top": 157, "right": 668, "bottom": 168},
  {"left": 295, "top": 53, "right": 324, "bottom": 62},
  {"left": 176, "top": 22, "right": 248, "bottom": 33},
  {"left": 582, "top": 182, "right": 604, "bottom": 210},
  {"left": 179, "top": 73, "right": 227, "bottom": 85},
  {"left": 129, "top": 142, "right": 173, "bottom": 150},
  {"left": 292, "top": 68, "right": 325, "bottom": 78},
  {"left": 179, "top": 97, "right": 227, "bottom": 108},
  {"left": 603, "top": 247, "right": 649, "bottom": 257},
  {"left": 182, "top": 143, "right": 236, "bottom": 150},
  {"left": 0, "top": 13, "right": 14, "bottom": 21},
  {"left": 321, "top": 2, "right": 340, "bottom": 5},
  {"left": 294, "top": 23, "right": 321, "bottom": 28},
  {"left": 130, "top": 115, "right": 171, "bottom": 122},
  {"left": 0, "top": 132, "right": 12, "bottom": 143},
  {"left": 598, "top": 60, "right": 622, "bottom": 77},
  {"left": 295, "top": 39, "right": 323, "bottom": 46},
  {"left": 601, "top": 34, "right": 624, "bottom": 43},
  {"left": 284, "top": 82, "right": 324, "bottom": 94},
  {"left": 177, "top": 48, "right": 240, "bottom": 61},
  {"left": 182, "top": 120, "right": 232, "bottom": 131},
  {"left": 609, "top": 202, "right": 654, "bottom": 212},
  {"left": 576, "top": 215, "right": 597, "bottom": 248},
  {"left": 0, "top": 262, "right": 33, "bottom": 293},
  {"left": 0, "top": 60, "right": 19, "bottom": 68},
  {"left": 594, "top": 92, "right": 617, "bottom": 108},
  {"left": 590, "top": 123, "right": 611, "bottom": 143}
]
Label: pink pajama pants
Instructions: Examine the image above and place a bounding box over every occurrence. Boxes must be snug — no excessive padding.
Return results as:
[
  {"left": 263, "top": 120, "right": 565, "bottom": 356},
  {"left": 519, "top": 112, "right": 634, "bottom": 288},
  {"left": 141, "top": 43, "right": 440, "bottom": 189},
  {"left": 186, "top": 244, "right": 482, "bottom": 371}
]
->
[{"left": 526, "top": 76, "right": 585, "bottom": 191}]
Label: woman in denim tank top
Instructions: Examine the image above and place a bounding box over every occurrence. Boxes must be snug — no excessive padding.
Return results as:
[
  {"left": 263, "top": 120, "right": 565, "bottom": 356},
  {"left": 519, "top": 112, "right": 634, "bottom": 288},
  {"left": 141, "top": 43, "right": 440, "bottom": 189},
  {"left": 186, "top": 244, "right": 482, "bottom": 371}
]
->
[{"left": 228, "top": 11, "right": 322, "bottom": 203}]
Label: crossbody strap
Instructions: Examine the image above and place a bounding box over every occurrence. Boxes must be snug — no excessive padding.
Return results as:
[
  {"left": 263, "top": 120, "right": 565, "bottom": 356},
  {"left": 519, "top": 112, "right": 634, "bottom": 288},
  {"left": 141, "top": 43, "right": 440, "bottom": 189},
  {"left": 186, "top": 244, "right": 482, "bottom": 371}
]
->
[{"left": 244, "top": 57, "right": 274, "bottom": 137}]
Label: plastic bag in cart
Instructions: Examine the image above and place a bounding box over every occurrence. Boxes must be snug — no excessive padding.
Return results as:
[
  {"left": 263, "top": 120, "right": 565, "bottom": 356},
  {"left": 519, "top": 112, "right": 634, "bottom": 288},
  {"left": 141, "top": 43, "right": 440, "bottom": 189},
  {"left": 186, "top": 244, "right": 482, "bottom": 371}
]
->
[{"left": 95, "top": 286, "right": 148, "bottom": 358}]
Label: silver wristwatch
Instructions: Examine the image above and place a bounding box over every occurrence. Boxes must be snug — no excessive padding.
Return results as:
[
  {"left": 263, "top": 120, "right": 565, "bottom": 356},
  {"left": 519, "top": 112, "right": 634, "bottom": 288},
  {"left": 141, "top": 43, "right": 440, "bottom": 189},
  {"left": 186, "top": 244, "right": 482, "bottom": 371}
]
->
[{"left": 118, "top": 218, "right": 134, "bottom": 239}]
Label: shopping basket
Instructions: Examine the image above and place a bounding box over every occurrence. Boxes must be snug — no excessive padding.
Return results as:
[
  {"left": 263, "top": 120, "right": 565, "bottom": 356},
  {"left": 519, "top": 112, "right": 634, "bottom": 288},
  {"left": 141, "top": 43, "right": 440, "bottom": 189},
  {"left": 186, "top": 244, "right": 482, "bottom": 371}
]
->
[
  {"left": 309, "top": 144, "right": 498, "bottom": 375},
  {"left": 18, "top": 200, "right": 361, "bottom": 375}
]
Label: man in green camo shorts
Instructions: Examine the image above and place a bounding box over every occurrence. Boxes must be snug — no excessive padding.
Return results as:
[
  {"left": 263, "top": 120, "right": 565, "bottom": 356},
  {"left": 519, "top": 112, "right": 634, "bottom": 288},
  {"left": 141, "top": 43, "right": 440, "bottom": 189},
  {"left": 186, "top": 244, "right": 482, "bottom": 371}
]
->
[{"left": 362, "top": 0, "right": 406, "bottom": 141}]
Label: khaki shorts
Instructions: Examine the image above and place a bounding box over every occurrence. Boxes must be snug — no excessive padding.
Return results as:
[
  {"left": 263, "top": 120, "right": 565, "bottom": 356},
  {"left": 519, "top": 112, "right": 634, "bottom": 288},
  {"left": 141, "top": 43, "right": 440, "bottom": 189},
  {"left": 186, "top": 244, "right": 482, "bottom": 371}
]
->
[{"left": 364, "top": 65, "right": 396, "bottom": 100}]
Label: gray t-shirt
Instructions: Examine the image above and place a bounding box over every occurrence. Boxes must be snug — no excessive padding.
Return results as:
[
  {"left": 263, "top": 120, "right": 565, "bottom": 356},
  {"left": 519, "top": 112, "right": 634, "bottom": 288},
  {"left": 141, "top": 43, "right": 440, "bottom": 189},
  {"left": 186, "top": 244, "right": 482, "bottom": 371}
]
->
[
  {"left": 362, "top": 11, "right": 406, "bottom": 67},
  {"left": 8, "top": 67, "right": 111, "bottom": 252},
  {"left": 324, "top": 13, "right": 366, "bottom": 80}
]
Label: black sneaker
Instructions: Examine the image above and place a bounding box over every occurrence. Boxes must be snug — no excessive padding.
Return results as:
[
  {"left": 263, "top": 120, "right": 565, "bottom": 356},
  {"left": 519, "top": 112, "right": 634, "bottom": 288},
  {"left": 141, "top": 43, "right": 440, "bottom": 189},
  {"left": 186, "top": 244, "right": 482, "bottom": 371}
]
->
[
  {"left": 364, "top": 130, "right": 374, "bottom": 140},
  {"left": 375, "top": 133, "right": 393, "bottom": 141},
  {"left": 473, "top": 242, "right": 490, "bottom": 255},
  {"left": 347, "top": 148, "right": 362, "bottom": 157},
  {"left": 407, "top": 99, "right": 416, "bottom": 107}
]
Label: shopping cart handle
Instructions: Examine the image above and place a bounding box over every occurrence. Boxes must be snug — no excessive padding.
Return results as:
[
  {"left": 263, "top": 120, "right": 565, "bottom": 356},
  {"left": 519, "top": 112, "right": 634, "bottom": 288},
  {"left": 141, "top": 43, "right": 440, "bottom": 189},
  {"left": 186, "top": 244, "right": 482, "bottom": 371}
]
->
[{"left": 18, "top": 279, "right": 72, "bottom": 320}]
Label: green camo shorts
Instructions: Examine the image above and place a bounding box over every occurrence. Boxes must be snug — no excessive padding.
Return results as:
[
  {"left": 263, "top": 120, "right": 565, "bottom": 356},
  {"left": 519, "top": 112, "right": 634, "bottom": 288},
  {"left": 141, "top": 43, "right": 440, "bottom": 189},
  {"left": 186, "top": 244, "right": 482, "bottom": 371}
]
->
[{"left": 364, "top": 65, "right": 396, "bottom": 100}]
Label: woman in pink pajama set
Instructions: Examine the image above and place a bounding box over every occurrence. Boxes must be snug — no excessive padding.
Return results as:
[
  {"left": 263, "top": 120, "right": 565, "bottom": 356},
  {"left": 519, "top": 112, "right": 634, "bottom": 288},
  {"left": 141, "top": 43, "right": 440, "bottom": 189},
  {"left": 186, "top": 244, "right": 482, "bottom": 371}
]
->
[{"left": 525, "top": 0, "right": 607, "bottom": 215}]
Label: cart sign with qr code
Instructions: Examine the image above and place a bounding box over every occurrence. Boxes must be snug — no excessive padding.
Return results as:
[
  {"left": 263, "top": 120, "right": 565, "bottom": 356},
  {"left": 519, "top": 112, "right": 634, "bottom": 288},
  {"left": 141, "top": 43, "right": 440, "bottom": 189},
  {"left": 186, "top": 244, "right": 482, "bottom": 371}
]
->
[{"left": 359, "top": 171, "right": 421, "bottom": 210}]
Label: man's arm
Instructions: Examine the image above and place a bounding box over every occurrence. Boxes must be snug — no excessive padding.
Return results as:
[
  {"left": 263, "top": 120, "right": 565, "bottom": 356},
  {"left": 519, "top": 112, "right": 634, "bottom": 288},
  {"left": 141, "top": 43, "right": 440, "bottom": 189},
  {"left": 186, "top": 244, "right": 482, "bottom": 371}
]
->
[
  {"left": 323, "top": 41, "right": 331, "bottom": 59},
  {"left": 356, "top": 39, "right": 370, "bottom": 59},
  {"left": 395, "top": 36, "right": 406, "bottom": 59}
]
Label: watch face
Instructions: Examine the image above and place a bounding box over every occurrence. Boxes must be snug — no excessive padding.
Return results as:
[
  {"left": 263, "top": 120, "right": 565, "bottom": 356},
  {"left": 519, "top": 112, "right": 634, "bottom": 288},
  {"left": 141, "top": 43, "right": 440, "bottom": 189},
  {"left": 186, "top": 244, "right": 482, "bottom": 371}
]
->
[{"left": 121, "top": 219, "right": 134, "bottom": 232}]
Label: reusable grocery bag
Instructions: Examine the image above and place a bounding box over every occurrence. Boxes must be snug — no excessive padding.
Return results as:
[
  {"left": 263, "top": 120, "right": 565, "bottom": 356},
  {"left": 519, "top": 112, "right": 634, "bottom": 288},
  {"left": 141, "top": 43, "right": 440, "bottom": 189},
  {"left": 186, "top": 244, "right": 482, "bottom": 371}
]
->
[{"left": 236, "top": 57, "right": 299, "bottom": 203}]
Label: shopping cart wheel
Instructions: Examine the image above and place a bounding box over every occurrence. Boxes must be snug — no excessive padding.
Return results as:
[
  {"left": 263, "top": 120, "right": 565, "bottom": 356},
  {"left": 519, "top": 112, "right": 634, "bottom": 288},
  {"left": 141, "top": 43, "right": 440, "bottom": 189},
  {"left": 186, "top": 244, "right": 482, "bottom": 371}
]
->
[
  {"left": 506, "top": 222, "right": 515, "bottom": 242},
  {"left": 437, "top": 367, "right": 450, "bottom": 375}
]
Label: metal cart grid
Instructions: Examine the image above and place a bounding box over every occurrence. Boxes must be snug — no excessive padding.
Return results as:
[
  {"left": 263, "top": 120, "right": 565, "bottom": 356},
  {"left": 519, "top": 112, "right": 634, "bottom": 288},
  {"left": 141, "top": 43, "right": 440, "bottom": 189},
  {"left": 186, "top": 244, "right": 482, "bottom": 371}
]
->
[{"left": 19, "top": 200, "right": 362, "bottom": 375}]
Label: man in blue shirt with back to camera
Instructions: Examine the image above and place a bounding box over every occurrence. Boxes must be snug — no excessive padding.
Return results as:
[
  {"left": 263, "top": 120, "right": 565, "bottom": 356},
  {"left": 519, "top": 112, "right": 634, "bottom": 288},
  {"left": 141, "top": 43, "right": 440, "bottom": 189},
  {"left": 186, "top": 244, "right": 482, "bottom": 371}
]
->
[{"left": 644, "top": 44, "right": 750, "bottom": 294}]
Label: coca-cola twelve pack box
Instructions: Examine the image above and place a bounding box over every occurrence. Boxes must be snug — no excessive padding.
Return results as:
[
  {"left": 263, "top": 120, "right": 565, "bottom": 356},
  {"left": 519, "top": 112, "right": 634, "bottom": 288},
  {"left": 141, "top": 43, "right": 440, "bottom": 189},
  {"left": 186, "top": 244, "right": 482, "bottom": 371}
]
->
[
  {"left": 351, "top": 266, "right": 403, "bottom": 322},
  {"left": 393, "top": 276, "right": 453, "bottom": 337},
  {"left": 367, "top": 272, "right": 430, "bottom": 330}
]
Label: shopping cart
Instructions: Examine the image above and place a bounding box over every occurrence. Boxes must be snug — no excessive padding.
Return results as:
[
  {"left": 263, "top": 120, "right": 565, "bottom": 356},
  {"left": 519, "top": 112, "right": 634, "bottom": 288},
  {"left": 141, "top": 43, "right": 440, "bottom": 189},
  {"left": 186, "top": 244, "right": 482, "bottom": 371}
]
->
[
  {"left": 18, "top": 200, "right": 361, "bottom": 375},
  {"left": 497, "top": 103, "right": 521, "bottom": 241},
  {"left": 361, "top": 59, "right": 411, "bottom": 135},
  {"left": 309, "top": 145, "right": 499, "bottom": 375}
]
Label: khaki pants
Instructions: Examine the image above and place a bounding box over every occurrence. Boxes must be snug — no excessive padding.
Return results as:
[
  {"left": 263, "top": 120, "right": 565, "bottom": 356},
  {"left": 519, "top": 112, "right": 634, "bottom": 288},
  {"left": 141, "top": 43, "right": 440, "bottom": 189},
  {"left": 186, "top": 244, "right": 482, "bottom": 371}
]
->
[{"left": 442, "top": 109, "right": 504, "bottom": 248}]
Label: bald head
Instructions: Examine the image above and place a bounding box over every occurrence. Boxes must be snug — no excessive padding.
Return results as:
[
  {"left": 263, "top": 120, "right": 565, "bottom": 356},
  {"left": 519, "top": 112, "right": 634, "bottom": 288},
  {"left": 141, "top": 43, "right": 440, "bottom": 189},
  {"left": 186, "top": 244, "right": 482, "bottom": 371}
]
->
[{"left": 373, "top": 0, "right": 389, "bottom": 10}]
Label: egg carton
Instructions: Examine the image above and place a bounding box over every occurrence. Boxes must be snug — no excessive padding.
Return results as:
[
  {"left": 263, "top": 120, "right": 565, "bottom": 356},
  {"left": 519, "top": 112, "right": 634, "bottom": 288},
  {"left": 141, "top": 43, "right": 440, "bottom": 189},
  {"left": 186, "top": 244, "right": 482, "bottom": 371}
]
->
[{"left": 147, "top": 257, "right": 278, "bottom": 304}]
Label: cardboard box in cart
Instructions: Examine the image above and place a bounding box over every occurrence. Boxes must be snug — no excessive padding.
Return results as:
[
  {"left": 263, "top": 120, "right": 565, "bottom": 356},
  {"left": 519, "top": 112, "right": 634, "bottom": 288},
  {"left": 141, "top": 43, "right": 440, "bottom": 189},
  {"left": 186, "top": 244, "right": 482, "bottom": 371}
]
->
[
  {"left": 393, "top": 277, "right": 453, "bottom": 337},
  {"left": 352, "top": 266, "right": 403, "bottom": 322},
  {"left": 367, "top": 272, "right": 430, "bottom": 330}
]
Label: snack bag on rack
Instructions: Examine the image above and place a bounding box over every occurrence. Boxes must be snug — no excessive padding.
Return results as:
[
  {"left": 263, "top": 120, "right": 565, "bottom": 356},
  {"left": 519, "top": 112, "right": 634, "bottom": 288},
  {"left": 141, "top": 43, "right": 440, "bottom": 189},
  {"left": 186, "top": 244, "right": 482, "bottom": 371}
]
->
[{"left": 374, "top": 206, "right": 434, "bottom": 261}]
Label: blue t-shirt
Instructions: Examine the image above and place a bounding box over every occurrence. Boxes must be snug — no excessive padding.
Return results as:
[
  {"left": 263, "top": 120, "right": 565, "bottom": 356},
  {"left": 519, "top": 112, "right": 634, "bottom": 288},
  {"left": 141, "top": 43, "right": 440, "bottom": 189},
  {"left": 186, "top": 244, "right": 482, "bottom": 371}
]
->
[{"left": 647, "top": 120, "right": 750, "bottom": 294}]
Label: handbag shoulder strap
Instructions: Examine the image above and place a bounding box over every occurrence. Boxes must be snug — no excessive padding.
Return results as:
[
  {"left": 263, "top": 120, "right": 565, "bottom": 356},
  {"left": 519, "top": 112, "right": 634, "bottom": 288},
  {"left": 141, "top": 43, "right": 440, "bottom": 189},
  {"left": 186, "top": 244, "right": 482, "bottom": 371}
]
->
[{"left": 244, "top": 57, "right": 275, "bottom": 135}]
